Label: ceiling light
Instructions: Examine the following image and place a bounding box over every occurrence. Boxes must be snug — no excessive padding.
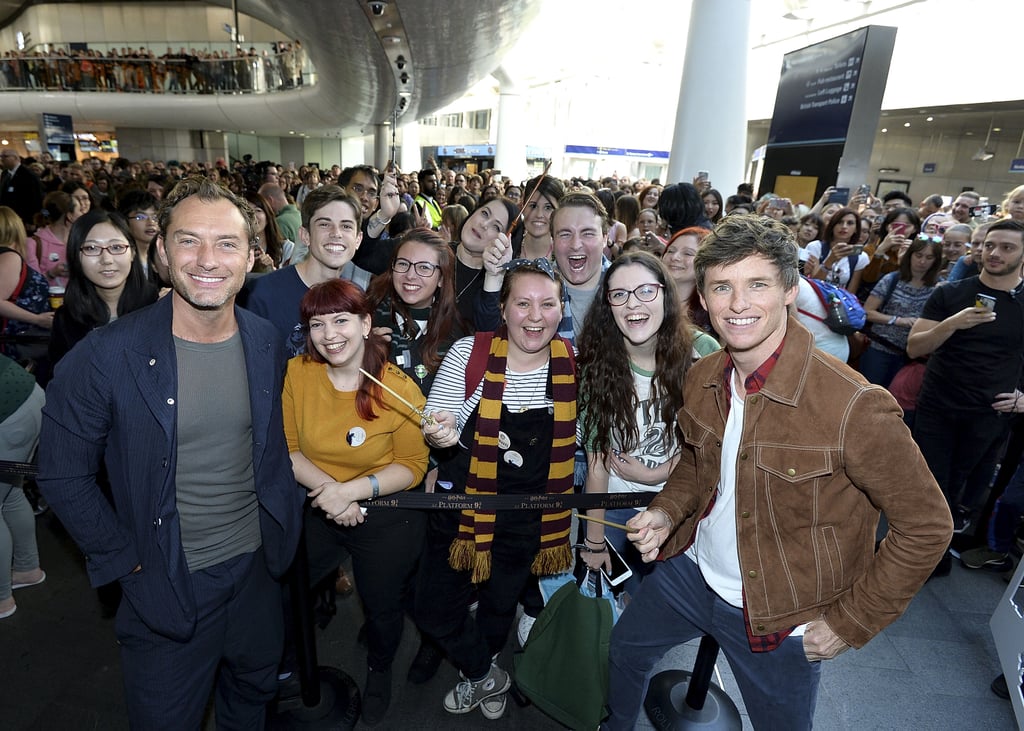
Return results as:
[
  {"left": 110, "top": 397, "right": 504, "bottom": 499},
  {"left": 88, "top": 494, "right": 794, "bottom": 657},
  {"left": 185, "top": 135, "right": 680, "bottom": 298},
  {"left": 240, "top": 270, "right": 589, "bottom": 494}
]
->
[
  {"left": 903, "top": 122, "right": 910, "bottom": 127},
  {"left": 993, "top": 127, "right": 1002, "bottom": 132},
  {"left": 881, "top": 128, "right": 887, "bottom": 133},
  {"left": 926, "top": 117, "right": 934, "bottom": 122},
  {"left": 381, "top": 35, "right": 401, "bottom": 44}
]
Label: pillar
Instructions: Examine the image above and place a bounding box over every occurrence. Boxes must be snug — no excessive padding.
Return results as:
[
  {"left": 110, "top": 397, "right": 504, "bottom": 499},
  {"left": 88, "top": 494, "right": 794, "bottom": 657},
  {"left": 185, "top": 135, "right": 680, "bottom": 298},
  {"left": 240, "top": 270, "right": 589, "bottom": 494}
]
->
[{"left": 667, "top": 0, "right": 751, "bottom": 189}]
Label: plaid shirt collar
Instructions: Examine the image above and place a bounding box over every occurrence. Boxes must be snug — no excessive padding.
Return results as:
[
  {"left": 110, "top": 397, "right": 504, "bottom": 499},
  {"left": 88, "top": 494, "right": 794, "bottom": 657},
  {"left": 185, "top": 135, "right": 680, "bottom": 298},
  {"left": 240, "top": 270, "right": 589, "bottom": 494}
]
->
[{"left": 721, "top": 340, "right": 785, "bottom": 401}]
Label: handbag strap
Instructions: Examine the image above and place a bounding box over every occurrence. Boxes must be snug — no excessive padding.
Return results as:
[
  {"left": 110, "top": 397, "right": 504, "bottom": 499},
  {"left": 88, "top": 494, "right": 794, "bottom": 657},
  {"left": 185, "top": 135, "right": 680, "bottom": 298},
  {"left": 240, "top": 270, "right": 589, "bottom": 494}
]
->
[{"left": 575, "top": 567, "right": 604, "bottom": 598}]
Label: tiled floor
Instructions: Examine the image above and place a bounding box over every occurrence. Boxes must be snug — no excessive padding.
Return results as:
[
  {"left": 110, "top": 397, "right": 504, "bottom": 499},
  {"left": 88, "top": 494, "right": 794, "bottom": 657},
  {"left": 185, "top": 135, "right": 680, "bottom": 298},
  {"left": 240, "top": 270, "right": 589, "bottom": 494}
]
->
[{"left": 2, "top": 512, "right": 1018, "bottom": 730}]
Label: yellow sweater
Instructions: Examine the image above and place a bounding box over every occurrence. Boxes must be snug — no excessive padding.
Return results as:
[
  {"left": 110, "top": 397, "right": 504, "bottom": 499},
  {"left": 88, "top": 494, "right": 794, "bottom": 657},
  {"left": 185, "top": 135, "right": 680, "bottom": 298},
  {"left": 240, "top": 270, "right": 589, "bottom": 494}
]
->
[{"left": 283, "top": 358, "right": 429, "bottom": 486}]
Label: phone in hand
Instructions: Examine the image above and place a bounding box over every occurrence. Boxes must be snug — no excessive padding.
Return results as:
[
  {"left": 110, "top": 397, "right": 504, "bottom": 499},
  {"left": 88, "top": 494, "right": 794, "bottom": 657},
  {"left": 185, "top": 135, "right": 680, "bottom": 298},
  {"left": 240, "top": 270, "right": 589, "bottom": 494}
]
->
[
  {"left": 828, "top": 187, "right": 850, "bottom": 205},
  {"left": 889, "top": 221, "right": 908, "bottom": 237},
  {"left": 769, "top": 197, "right": 786, "bottom": 209},
  {"left": 601, "top": 540, "right": 633, "bottom": 588},
  {"left": 849, "top": 244, "right": 865, "bottom": 257},
  {"left": 697, "top": 170, "right": 709, "bottom": 182},
  {"left": 857, "top": 183, "right": 871, "bottom": 197},
  {"left": 975, "top": 294, "right": 996, "bottom": 312}
]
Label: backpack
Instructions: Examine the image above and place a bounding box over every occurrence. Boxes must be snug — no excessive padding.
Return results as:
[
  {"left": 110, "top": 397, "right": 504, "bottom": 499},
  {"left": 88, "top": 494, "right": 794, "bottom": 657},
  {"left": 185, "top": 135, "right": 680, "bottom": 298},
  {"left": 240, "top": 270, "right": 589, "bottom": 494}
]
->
[{"left": 799, "top": 276, "right": 866, "bottom": 336}]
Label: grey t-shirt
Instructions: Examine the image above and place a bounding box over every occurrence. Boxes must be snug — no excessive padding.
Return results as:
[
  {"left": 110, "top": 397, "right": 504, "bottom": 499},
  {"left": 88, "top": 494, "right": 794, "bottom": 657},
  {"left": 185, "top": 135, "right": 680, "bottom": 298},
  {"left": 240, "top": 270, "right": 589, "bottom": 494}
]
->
[
  {"left": 565, "top": 282, "right": 599, "bottom": 339},
  {"left": 173, "top": 332, "right": 261, "bottom": 573}
]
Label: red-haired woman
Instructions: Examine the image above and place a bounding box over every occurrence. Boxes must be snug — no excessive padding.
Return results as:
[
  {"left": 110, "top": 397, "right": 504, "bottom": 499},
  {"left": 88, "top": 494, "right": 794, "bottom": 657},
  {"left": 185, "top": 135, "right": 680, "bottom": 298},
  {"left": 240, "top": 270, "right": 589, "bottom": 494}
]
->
[
  {"left": 283, "top": 279, "right": 429, "bottom": 725},
  {"left": 662, "top": 226, "right": 713, "bottom": 333}
]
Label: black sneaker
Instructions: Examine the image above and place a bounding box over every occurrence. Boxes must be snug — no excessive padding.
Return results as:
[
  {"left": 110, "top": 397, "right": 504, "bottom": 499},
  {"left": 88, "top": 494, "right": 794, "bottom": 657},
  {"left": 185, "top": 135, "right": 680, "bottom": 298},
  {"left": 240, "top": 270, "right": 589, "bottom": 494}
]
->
[
  {"left": 361, "top": 667, "right": 391, "bottom": 726},
  {"left": 960, "top": 547, "right": 1012, "bottom": 571},
  {"left": 991, "top": 674, "right": 1010, "bottom": 700},
  {"left": 408, "top": 640, "right": 444, "bottom": 684}
]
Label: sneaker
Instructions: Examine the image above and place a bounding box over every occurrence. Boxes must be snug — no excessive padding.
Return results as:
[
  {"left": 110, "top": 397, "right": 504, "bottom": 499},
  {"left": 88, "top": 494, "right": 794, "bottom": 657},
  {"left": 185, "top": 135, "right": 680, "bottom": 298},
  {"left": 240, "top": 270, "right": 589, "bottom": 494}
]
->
[
  {"left": 961, "top": 547, "right": 1012, "bottom": 571},
  {"left": 517, "top": 613, "right": 536, "bottom": 647},
  {"left": 443, "top": 664, "right": 510, "bottom": 715},
  {"left": 480, "top": 692, "right": 507, "bottom": 720},
  {"left": 361, "top": 667, "right": 391, "bottom": 726},
  {"left": 991, "top": 674, "right": 1010, "bottom": 700},
  {"left": 407, "top": 639, "right": 444, "bottom": 684},
  {"left": 952, "top": 508, "right": 972, "bottom": 535}
]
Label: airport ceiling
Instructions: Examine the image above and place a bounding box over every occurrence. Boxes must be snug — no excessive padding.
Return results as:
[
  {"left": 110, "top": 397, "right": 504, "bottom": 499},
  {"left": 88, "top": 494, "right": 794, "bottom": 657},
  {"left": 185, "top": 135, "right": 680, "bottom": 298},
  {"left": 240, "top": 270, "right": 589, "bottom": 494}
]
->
[{"left": 0, "top": 0, "right": 542, "bottom": 137}]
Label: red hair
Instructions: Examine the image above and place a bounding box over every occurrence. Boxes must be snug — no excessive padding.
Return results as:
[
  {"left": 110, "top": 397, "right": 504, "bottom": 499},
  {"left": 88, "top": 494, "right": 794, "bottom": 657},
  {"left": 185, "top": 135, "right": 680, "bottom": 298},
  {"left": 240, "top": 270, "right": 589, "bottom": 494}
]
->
[{"left": 300, "top": 279, "right": 388, "bottom": 420}]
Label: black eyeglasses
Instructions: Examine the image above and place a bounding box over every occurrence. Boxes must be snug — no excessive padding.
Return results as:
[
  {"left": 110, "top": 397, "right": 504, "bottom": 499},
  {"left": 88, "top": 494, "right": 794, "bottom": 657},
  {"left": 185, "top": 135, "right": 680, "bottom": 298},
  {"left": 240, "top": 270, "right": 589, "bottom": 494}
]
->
[
  {"left": 607, "top": 283, "right": 664, "bottom": 306},
  {"left": 392, "top": 258, "right": 440, "bottom": 276},
  {"left": 81, "top": 242, "right": 131, "bottom": 257}
]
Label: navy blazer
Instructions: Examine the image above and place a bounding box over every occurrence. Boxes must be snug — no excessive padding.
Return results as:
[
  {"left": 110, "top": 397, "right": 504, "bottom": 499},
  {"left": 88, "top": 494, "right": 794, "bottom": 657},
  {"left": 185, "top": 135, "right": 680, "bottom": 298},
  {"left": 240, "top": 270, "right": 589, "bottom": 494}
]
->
[{"left": 37, "top": 295, "right": 303, "bottom": 641}]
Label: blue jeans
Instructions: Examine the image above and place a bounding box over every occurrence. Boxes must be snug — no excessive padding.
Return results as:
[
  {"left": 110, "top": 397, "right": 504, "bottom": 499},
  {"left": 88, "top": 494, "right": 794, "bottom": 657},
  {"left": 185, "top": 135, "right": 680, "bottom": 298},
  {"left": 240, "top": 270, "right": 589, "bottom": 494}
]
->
[
  {"left": 990, "top": 457, "right": 1024, "bottom": 553},
  {"left": 606, "top": 555, "right": 821, "bottom": 730},
  {"left": 858, "top": 345, "right": 906, "bottom": 390}
]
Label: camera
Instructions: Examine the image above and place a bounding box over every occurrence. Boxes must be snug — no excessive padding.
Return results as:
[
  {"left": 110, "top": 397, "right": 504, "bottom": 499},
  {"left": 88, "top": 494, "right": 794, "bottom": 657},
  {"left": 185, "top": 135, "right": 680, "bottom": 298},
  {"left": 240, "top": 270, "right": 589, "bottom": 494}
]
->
[{"left": 368, "top": 1, "right": 387, "bottom": 16}]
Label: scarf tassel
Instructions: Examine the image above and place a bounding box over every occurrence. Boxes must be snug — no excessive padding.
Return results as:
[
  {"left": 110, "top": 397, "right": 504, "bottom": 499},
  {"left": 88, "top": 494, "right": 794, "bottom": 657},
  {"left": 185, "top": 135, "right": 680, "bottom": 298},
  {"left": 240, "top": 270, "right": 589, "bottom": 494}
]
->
[
  {"left": 449, "top": 538, "right": 493, "bottom": 583},
  {"left": 531, "top": 543, "right": 573, "bottom": 577}
]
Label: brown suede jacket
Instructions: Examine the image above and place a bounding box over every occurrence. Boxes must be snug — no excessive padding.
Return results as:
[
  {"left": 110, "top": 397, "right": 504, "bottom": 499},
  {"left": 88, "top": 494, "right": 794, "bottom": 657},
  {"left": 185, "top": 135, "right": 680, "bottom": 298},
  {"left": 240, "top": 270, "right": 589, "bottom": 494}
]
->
[{"left": 650, "top": 317, "right": 953, "bottom": 649}]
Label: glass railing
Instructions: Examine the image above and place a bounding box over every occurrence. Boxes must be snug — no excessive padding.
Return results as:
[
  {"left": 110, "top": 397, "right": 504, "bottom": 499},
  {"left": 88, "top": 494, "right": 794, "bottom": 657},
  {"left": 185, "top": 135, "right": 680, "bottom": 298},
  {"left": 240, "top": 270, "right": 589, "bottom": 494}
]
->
[{"left": 0, "top": 45, "right": 316, "bottom": 94}]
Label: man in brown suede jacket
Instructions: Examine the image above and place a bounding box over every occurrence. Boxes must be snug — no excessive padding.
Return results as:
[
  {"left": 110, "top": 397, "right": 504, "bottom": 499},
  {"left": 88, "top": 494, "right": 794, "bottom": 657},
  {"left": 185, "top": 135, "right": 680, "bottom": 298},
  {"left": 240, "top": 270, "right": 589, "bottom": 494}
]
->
[{"left": 605, "top": 216, "right": 952, "bottom": 730}]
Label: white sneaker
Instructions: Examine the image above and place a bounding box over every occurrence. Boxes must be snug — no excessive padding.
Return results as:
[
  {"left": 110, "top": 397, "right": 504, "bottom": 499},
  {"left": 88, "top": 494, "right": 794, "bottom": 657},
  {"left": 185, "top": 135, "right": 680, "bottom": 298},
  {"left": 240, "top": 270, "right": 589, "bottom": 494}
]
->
[
  {"left": 480, "top": 692, "right": 508, "bottom": 719},
  {"left": 443, "top": 664, "right": 511, "bottom": 715},
  {"left": 517, "top": 613, "right": 536, "bottom": 646}
]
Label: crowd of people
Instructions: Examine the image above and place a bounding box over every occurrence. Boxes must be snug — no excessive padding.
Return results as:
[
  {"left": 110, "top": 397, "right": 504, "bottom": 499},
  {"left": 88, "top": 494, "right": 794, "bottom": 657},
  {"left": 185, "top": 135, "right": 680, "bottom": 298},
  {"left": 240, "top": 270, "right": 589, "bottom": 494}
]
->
[
  {"left": 1, "top": 145, "right": 1020, "bottom": 726},
  {"left": 0, "top": 41, "right": 308, "bottom": 93}
]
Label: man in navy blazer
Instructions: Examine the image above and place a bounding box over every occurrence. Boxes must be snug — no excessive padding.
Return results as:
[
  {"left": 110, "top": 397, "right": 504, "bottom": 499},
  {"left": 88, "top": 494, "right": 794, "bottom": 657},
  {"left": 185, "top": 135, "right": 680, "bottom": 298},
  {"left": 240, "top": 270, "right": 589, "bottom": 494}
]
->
[{"left": 37, "top": 177, "right": 303, "bottom": 730}]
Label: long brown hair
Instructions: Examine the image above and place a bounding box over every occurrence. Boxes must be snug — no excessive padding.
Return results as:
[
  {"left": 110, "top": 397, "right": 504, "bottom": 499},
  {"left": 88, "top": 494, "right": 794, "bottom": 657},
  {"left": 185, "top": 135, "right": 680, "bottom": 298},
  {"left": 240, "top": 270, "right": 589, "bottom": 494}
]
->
[
  {"left": 578, "top": 251, "right": 693, "bottom": 465},
  {"left": 300, "top": 279, "right": 389, "bottom": 420},
  {"left": 367, "top": 227, "right": 466, "bottom": 373}
]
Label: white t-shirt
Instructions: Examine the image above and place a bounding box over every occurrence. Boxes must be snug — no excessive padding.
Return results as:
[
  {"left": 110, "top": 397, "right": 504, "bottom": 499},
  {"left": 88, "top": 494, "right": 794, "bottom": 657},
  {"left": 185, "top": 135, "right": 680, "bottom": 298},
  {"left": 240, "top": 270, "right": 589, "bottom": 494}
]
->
[
  {"left": 606, "top": 363, "right": 677, "bottom": 495},
  {"left": 793, "top": 277, "right": 850, "bottom": 362},
  {"left": 805, "top": 240, "right": 869, "bottom": 289},
  {"left": 686, "top": 372, "right": 744, "bottom": 608}
]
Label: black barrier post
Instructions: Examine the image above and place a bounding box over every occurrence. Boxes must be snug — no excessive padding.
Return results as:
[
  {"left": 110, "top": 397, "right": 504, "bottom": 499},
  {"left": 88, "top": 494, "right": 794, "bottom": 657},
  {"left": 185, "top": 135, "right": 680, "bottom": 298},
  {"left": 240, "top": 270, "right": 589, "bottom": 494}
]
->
[
  {"left": 267, "top": 521, "right": 360, "bottom": 730},
  {"left": 642, "top": 636, "right": 742, "bottom": 730}
]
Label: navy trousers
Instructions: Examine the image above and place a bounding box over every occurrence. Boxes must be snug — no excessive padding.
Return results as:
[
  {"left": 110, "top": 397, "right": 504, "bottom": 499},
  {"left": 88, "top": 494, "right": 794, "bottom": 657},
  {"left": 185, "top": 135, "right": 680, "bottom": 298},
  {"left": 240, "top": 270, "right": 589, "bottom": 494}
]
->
[
  {"left": 115, "top": 549, "right": 283, "bottom": 730},
  {"left": 606, "top": 554, "right": 821, "bottom": 731}
]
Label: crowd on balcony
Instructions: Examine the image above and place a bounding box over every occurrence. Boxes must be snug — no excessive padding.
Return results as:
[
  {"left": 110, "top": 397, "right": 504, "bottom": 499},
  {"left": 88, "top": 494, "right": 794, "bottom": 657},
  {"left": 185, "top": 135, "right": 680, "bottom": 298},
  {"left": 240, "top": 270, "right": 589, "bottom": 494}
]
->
[{"left": 0, "top": 41, "right": 308, "bottom": 93}]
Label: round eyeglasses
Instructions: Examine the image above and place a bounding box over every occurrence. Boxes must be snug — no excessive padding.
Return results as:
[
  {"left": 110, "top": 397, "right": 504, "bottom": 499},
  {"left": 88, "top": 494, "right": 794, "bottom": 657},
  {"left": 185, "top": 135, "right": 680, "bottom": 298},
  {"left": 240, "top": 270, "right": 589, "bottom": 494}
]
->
[{"left": 607, "top": 283, "right": 664, "bottom": 306}]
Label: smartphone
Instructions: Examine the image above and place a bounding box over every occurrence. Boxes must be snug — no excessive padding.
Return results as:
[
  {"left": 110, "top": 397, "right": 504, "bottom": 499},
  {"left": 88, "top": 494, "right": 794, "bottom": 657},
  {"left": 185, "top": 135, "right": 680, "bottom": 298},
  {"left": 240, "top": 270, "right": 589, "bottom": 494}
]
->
[
  {"left": 697, "top": 170, "right": 710, "bottom": 182},
  {"left": 769, "top": 197, "right": 785, "bottom": 209},
  {"left": 889, "top": 221, "right": 908, "bottom": 237},
  {"left": 849, "top": 244, "right": 865, "bottom": 257},
  {"left": 601, "top": 540, "right": 633, "bottom": 588},
  {"left": 971, "top": 204, "right": 998, "bottom": 218},
  {"left": 975, "top": 294, "right": 996, "bottom": 312},
  {"left": 857, "top": 183, "right": 871, "bottom": 197},
  {"left": 828, "top": 187, "right": 850, "bottom": 205}
]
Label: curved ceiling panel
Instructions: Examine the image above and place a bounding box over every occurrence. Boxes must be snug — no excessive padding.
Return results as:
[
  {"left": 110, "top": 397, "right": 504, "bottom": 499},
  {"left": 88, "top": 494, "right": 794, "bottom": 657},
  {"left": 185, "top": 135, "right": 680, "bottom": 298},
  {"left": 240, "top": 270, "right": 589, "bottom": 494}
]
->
[{"left": 0, "top": 0, "right": 541, "bottom": 137}]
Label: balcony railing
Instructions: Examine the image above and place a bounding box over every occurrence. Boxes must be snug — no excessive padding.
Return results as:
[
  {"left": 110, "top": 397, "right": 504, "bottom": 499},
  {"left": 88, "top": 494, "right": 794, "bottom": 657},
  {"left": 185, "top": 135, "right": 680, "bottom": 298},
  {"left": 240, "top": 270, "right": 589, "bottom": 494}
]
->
[{"left": 0, "top": 47, "right": 316, "bottom": 94}]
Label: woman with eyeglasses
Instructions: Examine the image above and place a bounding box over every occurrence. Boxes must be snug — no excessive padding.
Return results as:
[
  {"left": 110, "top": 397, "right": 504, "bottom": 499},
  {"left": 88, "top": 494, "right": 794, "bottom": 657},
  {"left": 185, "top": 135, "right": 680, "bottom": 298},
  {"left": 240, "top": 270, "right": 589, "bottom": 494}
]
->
[
  {"left": 48, "top": 210, "right": 157, "bottom": 367},
  {"left": 369, "top": 227, "right": 468, "bottom": 396},
  {"left": 416, "top": 260, "right": 578, "bottom": 719},
  {"left": 577, "top": 252, "right": 702, "bottom": 596}
]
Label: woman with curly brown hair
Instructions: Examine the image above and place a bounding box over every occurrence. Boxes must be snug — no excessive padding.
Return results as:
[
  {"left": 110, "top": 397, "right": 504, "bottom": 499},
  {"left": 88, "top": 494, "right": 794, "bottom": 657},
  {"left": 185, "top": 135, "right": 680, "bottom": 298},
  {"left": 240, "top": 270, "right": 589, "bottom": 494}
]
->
[{"left": 576, "top": 251, "right": 705, "bottom": 595}]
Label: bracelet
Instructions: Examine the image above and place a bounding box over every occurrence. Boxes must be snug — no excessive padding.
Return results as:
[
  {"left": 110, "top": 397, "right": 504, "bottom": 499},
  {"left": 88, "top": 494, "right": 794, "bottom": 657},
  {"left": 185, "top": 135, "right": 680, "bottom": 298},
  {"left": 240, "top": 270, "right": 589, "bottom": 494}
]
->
[
  {"left": 583, "top": 536, "right": 606, "bottom": 546},
  {"left": 367, "top": 474, "right": 380, "bottom": 499},
  {"left": 575, "top": 543, "right": 609, "bottom": 554},
  {"left": 887, "top": 315, "right": 898, "bottom": 326}
]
